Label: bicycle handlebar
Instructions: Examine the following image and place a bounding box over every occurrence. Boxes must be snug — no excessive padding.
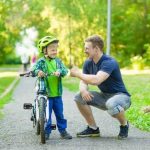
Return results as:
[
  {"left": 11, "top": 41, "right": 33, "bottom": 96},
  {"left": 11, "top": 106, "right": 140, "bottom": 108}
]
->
[
  {"left": 19, "top": 71, "right": 54, "bottom": 77},
  {"left": 20, "top": 72, "right": 32, "bottom": 77}
]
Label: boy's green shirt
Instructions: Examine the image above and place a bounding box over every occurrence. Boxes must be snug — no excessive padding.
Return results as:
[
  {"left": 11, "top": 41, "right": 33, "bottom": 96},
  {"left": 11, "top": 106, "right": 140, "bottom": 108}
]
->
[{"left": 32, "top": 56, "right": 68, "bottom": 97}]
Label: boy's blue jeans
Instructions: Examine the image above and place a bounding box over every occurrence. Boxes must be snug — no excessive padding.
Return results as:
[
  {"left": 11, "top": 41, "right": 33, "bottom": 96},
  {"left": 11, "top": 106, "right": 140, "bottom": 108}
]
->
[{"left": 45, "top": 96, "right": 67, "bottom": 135}]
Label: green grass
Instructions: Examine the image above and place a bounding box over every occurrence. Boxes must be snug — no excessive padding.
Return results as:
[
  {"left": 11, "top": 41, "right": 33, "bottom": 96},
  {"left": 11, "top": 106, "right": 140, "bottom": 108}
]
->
[
  {"left": 0, "top": 64, "right": 21, "bottom": 68},
  {"left": 0, "top": 64, "right": 21, "bottom": 72},
  {"left": 62, "top": 74, "right": 150, "bottom": 131},
  {"left": 0, "top": 76, "right": 19, "bottom": 118},
  {"left": 62, "top": 76, "right": 99, "bottom": 92},
  {"left": 0, "top": 77, "right": 15, "bottom": 94},
  {"left": 0, "top": 92, "right": 12, "bottom": 118},
  {"left": 123, "top": 74, "right": 150, "bottom": 131}
]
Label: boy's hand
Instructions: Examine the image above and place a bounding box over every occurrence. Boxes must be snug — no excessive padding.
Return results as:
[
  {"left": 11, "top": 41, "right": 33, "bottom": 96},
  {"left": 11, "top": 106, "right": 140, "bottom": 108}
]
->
[
  {"left": 38, "top": 70, "right": 45, "bottom": 77},
  {"left": 53, "top": 71, "right": 60, "bottom": 77}
]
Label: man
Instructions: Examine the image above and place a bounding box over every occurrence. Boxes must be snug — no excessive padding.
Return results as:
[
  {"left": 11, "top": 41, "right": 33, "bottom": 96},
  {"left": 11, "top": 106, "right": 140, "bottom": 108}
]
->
[{"left": 70, "top": 35, "right": 131, "bottom": 139}]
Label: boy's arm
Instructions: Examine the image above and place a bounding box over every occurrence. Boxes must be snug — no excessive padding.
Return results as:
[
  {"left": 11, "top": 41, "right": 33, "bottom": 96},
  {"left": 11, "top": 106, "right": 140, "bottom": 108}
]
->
[
  {"left": 57, "top": 59, "right": 68, "bottom": 77},
  {"left": 31, "top": 59, "right": 43, "bottom": 76}
]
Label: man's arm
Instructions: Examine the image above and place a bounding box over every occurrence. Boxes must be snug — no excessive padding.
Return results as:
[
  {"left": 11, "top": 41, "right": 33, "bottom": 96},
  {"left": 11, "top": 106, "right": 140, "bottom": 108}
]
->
[
  {"left": 70, "top": 67, "right": 110, "bottom": 85},
  {"left": 79, "top": 80, "right": 94, "bottom": 101},
  {"left": 79, "top": 80, "right": 88, "bottom": 92},
  {"left": 79, "top": 71, "right": 109, "bottom": 85}
]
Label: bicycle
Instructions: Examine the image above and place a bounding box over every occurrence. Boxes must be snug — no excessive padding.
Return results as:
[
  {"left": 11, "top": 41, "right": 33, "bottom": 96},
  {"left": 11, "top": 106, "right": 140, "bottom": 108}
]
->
[{"left": 20, "top": 71, "right": 56, "bottom": 144}]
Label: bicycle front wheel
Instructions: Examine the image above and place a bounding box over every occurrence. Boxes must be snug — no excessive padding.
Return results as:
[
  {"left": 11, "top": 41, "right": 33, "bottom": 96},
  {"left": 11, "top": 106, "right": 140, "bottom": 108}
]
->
[{"left": 39, "top": 97, "right": 46, "bottom": 144}]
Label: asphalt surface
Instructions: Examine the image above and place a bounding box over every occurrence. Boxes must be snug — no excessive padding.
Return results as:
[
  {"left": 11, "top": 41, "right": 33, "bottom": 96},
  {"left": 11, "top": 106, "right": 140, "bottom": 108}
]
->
[{"left": 0, "top": 77, "right": 150, "bottom": 150}]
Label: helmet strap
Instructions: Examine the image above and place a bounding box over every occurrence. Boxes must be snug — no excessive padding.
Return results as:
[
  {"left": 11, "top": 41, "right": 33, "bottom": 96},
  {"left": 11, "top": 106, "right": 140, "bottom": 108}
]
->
[{"left": 45, "top": 46, "right": 54, "bottom": 60}]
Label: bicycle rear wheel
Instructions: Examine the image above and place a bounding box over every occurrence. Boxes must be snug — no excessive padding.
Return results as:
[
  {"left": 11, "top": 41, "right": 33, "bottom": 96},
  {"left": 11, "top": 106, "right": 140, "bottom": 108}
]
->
[{"left": 39, "top": 97, "right": 46, "bottom": 144}]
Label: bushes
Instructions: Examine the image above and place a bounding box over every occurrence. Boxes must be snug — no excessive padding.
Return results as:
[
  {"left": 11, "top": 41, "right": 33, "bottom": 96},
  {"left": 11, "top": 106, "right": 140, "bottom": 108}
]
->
[{"left": 1, "top": 55, "right": 21, "bottom": 65}]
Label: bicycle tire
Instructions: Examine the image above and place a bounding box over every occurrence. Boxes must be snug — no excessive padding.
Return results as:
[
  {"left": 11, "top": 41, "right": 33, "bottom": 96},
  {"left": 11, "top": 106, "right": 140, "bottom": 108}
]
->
[
  {"left": 39, "top": 97, "right": 46, "bottom": 144},
  {"left": 36, "top": 119, "right": 40, "bottom": 135}
]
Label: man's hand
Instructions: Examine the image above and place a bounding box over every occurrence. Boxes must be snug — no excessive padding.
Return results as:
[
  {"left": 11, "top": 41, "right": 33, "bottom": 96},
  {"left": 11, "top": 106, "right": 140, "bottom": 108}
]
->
[
  {"left": 81, "top": 90, "right": 94, "bottom": 102},
  {"left": 70, "top": 66, "right": 81, "bottom": 77},
  {"left": 38, "top": 70, "right": 45, "bottom": 77},
  {"left": 53, "top": 71, "right": 60, "bottom": 77}
]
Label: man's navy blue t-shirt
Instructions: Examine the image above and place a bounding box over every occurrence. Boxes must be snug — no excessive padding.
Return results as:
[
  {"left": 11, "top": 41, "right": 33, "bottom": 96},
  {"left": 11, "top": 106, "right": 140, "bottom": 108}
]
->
[{"left": 83, "top": 54, "right": 130, "bottom": 96}]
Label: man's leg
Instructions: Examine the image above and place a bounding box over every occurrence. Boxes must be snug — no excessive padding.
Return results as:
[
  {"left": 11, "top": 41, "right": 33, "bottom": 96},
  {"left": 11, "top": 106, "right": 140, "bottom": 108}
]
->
[
  {"left": 74, "top": 91, "right": 106, "bottom": 137},
  {"left": 113, "top": 110, "right": 127, "bottom": 126},
  {"left": 105, "top": 94, "right": 131, "bottom": 139},
  {"left": 76, "top": 101, "right": 96, "bottom": 126}
]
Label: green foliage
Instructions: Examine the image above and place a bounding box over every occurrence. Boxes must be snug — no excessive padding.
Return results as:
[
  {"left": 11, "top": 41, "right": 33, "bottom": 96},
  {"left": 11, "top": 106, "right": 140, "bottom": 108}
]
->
[
  {"left": 50, "top": 0, "right": 107, "bottom": 66},
  {"left": 144, "top": 43, "right": 150, "bottom": 66},
  {"left": 111, "top": 0, "right": 150, "bottom": 67},
  {"left": 0, "top": 0, "right": 150, "bottom": 67},
  {"left": 130, "top": 55, "right": 145, "bottom": 70}
]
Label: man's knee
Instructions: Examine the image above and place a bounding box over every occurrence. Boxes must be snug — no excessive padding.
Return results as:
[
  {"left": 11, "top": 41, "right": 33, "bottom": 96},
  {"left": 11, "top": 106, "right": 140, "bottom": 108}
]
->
[
  {"left": 74, "top": 92, "right": 87, "bottom": 105},
  {"left": 106, "top": 101, "right": 124, "bottom": 115}
]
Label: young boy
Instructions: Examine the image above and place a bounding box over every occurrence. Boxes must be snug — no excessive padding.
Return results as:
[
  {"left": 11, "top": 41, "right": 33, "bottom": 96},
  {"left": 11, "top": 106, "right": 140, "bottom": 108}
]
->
[{"left": 32, "top": 35, "right": 72, "bottom": 140}]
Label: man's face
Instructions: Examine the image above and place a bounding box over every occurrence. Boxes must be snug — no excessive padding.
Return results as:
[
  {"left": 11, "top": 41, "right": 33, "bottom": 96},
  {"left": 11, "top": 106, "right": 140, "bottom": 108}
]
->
[
  {"left": 44, "top": 43, "right": 58, "bottom": 58},
  {"left": 84, "top": 42, "right": 96, "bottom": 59}
]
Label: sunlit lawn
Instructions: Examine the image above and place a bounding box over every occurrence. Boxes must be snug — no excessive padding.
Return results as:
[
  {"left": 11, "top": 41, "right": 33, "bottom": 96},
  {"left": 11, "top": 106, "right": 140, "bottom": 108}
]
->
[
  {"left": 0, "top": 70, "right": 19, "bottom": 118},
  {"left": 0, "top": 77, "right": 15, "bottom": 94},
  {"left": 0, "top": 64, "right": 21, "bottom": 72},
  {"left": 62, "top": 74, "right": 150, "bottom": 131},
  {"left": 0, "top": 64, "right": 21, "bottom": 68}
]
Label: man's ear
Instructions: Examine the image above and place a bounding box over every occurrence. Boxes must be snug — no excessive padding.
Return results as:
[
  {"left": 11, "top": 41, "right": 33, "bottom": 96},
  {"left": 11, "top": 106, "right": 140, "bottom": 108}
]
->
[{"left": 95, "top": 46, "right": 100, "bottom": 53}]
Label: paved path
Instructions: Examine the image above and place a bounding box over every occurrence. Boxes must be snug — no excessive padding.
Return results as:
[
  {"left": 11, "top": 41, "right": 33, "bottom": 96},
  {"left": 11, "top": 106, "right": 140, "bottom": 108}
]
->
[{"left": 0, "top": 78, "right": 150, "bottom": 150}]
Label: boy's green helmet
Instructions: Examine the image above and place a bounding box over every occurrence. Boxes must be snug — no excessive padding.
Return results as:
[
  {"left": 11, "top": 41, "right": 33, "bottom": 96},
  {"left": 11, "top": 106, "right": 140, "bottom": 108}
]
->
[{"left": 37, "top": 36, "right": 59, "bottom": 53}]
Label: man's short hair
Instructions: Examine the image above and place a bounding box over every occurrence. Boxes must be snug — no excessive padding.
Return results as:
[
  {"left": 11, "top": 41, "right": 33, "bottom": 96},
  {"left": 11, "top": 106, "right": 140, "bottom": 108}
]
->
[{"left": 85, "top": 35, "right": 104, "bottom": 51}]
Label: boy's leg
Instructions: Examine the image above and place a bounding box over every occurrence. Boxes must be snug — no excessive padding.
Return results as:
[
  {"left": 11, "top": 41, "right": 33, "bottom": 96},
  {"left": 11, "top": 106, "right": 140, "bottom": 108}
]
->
[
  {"left": 45, "top": 98, "right": 53, "bottom": 136},
  {"left": 53, "top": 96, "right": 72, "bottom": 139},
  {"left": 53, "top": 96, "right": 67, "bottom": 133}
]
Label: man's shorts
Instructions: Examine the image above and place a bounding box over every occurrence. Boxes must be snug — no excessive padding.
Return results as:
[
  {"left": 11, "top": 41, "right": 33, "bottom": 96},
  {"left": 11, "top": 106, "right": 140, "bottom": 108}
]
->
[{"left": 74, "top": 91, "right": 131, "bottom": 115}]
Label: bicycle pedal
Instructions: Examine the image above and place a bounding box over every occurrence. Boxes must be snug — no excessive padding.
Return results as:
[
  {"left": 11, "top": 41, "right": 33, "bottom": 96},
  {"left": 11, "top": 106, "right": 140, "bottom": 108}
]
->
[
  {"left": 51, "top": 124, "right": 56, "bottom": 130},
  {"left": 30, "top": 116, "right": 34, "bottom": 121}
]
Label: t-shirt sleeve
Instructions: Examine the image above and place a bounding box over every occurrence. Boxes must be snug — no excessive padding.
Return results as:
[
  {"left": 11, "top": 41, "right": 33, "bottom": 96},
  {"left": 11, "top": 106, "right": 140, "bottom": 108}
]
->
[{"left": 100, "top": 60, "right": 115, "bottom": 75}]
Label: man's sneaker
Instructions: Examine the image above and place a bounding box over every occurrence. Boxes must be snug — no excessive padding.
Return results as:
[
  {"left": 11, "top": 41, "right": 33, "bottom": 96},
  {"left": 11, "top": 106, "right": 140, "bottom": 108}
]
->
[
  {"left": 77, "top": 126, "right": 100, "bottom": 137},
  {"left": 118, "top": 122, "right": 129, "bottom": 139},
  {"left": 60, "top": 130, "right": 72, "bottom": 139},
  {"left": 45, "top": 133, "right": 50, "bottom": 140}
]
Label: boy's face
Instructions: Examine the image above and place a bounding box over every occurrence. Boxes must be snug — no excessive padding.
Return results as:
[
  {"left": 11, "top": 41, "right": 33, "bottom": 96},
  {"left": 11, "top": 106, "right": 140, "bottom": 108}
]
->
[{"left": 44, "top": 43, "right": 58, "bottom": 58}]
